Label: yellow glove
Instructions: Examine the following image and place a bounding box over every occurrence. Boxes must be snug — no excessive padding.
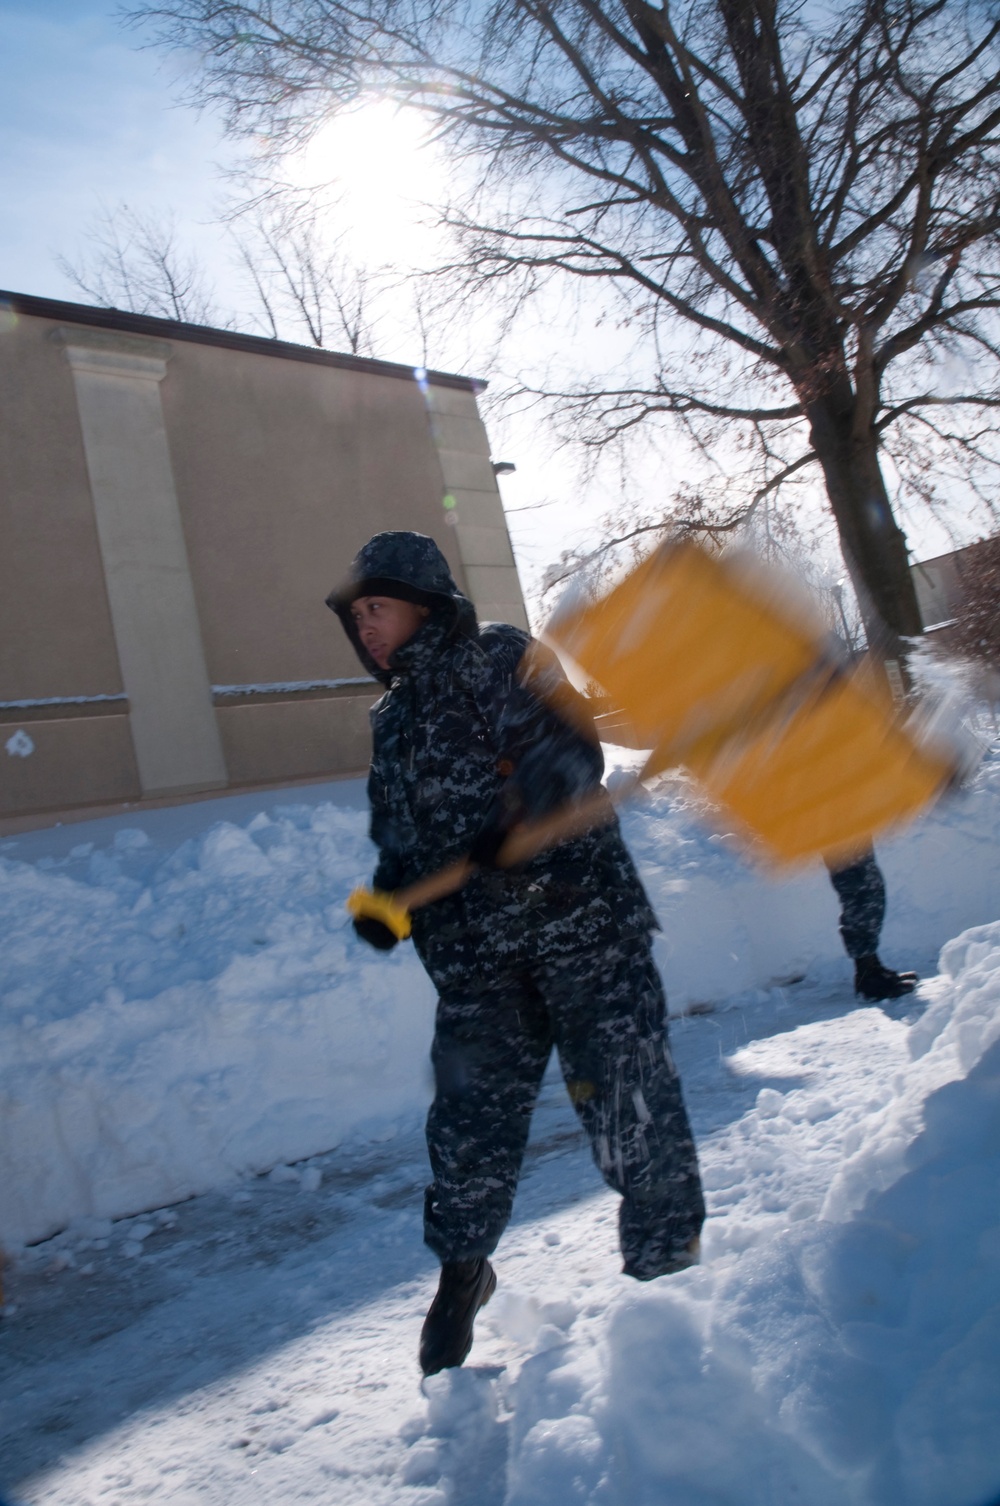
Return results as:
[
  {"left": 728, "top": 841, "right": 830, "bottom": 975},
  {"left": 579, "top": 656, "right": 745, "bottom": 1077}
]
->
[{"left": 346, "top": 887, "right": 413, "bottom": 943}]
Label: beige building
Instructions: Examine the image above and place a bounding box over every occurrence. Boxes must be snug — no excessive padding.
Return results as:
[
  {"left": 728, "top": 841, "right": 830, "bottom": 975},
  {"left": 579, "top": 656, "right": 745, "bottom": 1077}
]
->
[{"left": 0, "top": 291, "right": 527, "bottom": 828}]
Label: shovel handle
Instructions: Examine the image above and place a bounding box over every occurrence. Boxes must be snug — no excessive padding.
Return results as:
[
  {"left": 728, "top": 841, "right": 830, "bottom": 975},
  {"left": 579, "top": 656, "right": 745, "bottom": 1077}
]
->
[
  {"left": 348, "top": 774, "right": 646, "bottom": 937},
  {"left": 399, "top": 784, "right": 618, "bottom": 912}
]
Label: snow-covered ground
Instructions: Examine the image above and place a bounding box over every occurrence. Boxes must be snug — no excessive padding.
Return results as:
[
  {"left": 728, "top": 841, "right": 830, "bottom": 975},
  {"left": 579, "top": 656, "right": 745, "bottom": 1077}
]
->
[
  {"left": 3, "top": 755, "right": 999, "bottom": 1253},
  {"left": 2, "top": 754, "right": 999, "bottom": 1504}
]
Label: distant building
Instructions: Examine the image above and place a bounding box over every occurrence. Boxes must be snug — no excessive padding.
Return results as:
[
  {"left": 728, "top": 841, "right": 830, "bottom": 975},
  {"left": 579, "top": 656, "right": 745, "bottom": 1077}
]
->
[
  {"left": 0, "top": 291, "right": 526, "bottom": 828},
  {"left": 911, "top": 547, "right": 974, "bottom": 632}
]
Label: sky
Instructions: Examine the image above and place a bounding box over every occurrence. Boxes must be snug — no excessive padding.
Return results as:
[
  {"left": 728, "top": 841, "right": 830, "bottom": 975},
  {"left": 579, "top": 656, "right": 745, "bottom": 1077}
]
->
[
  {"left": 0, "top": 0, "right": 615, "bottom": 607},
  {"left": 0, "top": 3, "right": 234, "bottom": 294},
  {"left": 0, "top": 0, "right": 983, "bottom": 616}
]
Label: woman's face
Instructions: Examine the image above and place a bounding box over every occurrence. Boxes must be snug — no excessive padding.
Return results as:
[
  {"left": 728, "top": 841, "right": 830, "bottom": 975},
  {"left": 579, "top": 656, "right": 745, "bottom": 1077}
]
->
[{"left": 350, "top": 595, "right": 429, "bottom": 669}]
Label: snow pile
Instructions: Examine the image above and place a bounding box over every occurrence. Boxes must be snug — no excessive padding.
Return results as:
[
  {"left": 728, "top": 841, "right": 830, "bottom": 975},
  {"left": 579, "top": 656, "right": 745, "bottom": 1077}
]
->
[
  {"left": 4, "top": 857, "right": 999, "bottom": 1502},
  {"left": 0, "top": 802, "right": 435, "bottom": 1248},
  {"left": 629, "top": 753, "right": 1000, "bottom": 1008},
  {"left": 497, "top": 923, "right": 1000, "bottom": 1506},
  {"left": 2, "top": 751, "right": 999, "bottom": 1251}
]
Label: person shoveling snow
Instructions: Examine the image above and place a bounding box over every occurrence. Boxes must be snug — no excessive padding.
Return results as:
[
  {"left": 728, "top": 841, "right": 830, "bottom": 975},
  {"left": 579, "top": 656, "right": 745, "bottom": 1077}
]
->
[{"left": 328, "top": 531, "right": 706, "bottom": 1376}]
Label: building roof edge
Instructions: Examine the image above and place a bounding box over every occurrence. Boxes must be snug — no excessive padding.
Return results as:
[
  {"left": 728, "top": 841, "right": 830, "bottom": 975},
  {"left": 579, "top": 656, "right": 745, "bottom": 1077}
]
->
[{"left": 0, "top": 289, "right": 487, "bottom": 393}]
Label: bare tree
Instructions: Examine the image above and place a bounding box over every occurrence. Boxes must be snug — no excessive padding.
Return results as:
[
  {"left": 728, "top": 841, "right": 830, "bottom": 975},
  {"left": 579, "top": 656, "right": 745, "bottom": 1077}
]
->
[
  {"left": 229, "top": 193, "right": 380, "bottom": 353},
  {"left": 59, "top": 203, "right": 221, "bottom": 325},
  {"left": 60, "top": 194, "right": 384, "bottom": 356},
  {"left": 950, "top": 534, "right": 1000, "bottom": 668},
  {"left": 539, "top": 469, "right": 870, "bottom": 650},
  {"left": 129, "top": 0, "right": 1000, "bottom": 655}
]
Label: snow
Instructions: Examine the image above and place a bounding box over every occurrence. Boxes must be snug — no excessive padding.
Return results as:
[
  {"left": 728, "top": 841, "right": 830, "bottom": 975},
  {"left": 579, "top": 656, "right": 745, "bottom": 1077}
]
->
[
  {"left": 1, "top": 751, "right": 999, "bottom": 1504},
  {"left": 1, "top": 695, "right": 126, "bottom": 710},
  {"left": 211, "top": 676, "right": 375, "bottom": 696},
  {"left": 0, "top": 791, "right": 438, "bottom": 1249},
  {"left": 4, "top": 729, "right": 34, "bottom": 758},
  {"left": 520, "top": 932, "right": 1000, "bottom": 1506},
  {"left": 3, "top": 755, "right": 999, "bottom": 1254}
]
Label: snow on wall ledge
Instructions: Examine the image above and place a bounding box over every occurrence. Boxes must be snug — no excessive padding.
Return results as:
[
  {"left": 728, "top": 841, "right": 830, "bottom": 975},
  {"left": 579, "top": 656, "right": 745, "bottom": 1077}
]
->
[{"left": 2, "top": 753, "right": 999, "bottom": 1250}]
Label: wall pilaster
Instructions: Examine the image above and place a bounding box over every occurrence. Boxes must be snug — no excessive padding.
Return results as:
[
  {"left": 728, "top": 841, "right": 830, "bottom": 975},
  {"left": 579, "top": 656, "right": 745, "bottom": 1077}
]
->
[
  {"left": 55, "top": 327, "right": 227, "bottom": 796},
  {"left": 423, "top": 383, "right": 529, "bottom": 630}
]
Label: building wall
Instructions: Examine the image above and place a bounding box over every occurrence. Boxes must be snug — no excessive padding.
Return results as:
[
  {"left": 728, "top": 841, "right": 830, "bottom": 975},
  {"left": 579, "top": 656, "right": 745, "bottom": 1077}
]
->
[
  {"left": 159, "top": 336, "right": 470, "bottom": 687},
  {"left": 0, "top": 310, "right": 124, "bottom": 704},
  {"left": 0, "top": 295, "right": 527, "bottom": 823},
  {"left": 911, "top": 550, "right": 968, "bottom": 631}
]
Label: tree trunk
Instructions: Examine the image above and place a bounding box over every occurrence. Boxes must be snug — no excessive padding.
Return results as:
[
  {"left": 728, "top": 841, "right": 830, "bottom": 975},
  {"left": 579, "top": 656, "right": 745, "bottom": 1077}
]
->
[{"left": 806, "top": 398, "right": 924, "bottom": 661}]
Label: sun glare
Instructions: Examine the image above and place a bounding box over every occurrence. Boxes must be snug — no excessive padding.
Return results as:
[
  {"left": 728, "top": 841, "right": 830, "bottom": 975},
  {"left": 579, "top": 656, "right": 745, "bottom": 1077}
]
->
[{"left": 290, "top": 101, "right": 448, "bottom": 265}]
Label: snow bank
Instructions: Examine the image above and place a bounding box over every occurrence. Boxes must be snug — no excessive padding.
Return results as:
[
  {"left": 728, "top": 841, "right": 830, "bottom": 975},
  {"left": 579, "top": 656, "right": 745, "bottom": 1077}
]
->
[
  {"left": 627, "top": 752, "right": 1000, "bottom": 1008},
  {"left": 2, "top": 751, "right": 998, "bottom": 1250},
  {"left": 0, "top": 801, "right": 436, "bottom": 1248},
  {"left": 497, "top": 919, "right": 1000, "bottom": 1506}
]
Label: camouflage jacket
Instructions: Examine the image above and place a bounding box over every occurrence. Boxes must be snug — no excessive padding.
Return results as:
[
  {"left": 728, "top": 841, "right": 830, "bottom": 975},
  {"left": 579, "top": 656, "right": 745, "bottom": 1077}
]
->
[{"left": 329, "top": 531, "right": 658, "bottom": 991}]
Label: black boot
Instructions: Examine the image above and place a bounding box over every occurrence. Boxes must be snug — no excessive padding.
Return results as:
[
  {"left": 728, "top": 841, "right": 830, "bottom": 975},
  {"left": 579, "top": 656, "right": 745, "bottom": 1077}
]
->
[
  {"left": 624, "top": 1232, "right": 701, "bottom": 1282},
  {"left": 854, "top": 954, "right": 918, "bottom": 1002},
  {"left": 419, "top": 1258, "right": 497, "bottom": 1377}
]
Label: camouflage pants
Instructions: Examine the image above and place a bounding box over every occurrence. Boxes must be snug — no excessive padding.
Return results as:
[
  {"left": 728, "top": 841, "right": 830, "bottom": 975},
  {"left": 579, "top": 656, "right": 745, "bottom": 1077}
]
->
[
  {"left": 423, "top": 937, "right": 705, "bottom": 1280},
  {"left": 826, "top": 849, "right": 886, "bottom": 959}
]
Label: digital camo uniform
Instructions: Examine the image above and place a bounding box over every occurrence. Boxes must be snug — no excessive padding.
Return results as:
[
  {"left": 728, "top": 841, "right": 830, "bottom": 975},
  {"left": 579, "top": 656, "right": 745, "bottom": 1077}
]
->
[
  {"left": 329, "top": 531, "right": 705, "bottom": 1278},
  {"left": 826, "top": 850, "right": 888, "bottom": 959}
]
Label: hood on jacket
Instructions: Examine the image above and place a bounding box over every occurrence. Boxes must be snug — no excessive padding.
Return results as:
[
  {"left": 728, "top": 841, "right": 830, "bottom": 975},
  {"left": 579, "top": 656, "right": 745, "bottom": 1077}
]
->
[{"left": 327, "top": 530, "right": 478, "bottom": 679}]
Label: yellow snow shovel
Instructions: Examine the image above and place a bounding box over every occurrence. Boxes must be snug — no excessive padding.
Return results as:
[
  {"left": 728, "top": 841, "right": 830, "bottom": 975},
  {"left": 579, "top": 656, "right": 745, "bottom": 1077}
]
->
[
  {"left": 546, "top": 539, "right": 956, "bottom": 866},
  {"left": 347, "top": 540, "right": 957, "bottom": 939}
]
